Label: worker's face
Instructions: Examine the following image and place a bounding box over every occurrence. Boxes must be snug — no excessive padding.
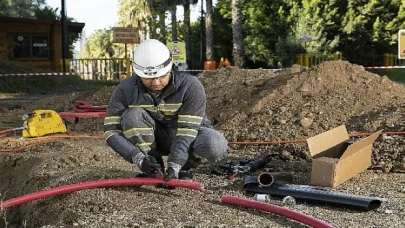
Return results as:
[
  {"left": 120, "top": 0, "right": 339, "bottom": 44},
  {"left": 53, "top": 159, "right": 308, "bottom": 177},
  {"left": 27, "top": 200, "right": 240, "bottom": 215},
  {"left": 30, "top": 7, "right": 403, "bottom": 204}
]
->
[{"left": 140, "top": 71, "right": 171, "bottom": 93}]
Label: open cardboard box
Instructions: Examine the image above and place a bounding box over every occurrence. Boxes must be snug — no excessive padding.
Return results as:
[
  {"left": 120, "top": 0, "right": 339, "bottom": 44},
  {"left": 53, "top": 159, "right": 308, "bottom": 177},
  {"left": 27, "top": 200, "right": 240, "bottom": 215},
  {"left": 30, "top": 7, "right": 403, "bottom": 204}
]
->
[{"left": 306, "top": 125, "right": 382, "bottom": 188}]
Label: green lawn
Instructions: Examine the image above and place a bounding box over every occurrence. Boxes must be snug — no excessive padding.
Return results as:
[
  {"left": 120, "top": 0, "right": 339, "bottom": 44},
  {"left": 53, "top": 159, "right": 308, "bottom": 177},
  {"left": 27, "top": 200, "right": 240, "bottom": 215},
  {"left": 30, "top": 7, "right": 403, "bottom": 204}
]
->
[{"left": 384, "top": 69, "right": 405, "bottom": 83}]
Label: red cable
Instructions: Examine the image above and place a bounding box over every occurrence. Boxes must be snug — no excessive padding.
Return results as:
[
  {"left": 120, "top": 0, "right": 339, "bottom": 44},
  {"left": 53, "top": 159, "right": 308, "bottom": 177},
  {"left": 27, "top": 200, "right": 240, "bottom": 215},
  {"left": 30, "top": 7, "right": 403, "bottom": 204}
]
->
[
  {"left": 1, "top": 178, "right": 202, "bottom": 209},
  {"left": 221, "top": 195, "right": 334, "bottom": 228}
]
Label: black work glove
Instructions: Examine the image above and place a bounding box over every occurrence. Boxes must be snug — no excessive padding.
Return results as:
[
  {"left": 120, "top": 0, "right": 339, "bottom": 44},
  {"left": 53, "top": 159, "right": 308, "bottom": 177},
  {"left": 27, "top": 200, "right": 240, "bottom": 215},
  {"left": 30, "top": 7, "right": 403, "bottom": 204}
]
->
[
  {"left": 140, "top": 156, "right": 163, "bottom": 177},
  {"left": 164, "top": 167, "right": 179, "bottom": 181}
]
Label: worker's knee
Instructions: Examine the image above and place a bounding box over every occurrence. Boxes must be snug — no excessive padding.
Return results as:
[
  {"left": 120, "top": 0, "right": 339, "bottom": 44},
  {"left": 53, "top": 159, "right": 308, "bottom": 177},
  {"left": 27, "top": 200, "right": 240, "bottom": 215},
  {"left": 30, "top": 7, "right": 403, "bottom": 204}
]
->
[
  {"left": 121, "top": 108, "right": 154, "bottom": 130},
  {"left": 193, "top": 127, "right": 228, "bottom": 162}
]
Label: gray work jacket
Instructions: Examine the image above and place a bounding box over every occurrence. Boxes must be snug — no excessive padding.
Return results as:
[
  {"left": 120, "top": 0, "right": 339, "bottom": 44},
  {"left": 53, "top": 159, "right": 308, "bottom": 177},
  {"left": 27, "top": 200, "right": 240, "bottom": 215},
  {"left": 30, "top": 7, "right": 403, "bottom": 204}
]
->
[{"left": 103, "top": 70, "right": 211, "bottom": 166}]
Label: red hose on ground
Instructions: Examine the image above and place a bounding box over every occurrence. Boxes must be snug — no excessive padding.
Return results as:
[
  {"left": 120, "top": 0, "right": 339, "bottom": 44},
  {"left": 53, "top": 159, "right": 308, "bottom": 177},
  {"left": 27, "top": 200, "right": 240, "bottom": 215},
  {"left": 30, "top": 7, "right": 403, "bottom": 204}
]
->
[
  {"left": 0, "top": 178, "right": 202, "bottom": 209},
  {"left": 221, "top": 195, "right": 334, "bottom": 228}
]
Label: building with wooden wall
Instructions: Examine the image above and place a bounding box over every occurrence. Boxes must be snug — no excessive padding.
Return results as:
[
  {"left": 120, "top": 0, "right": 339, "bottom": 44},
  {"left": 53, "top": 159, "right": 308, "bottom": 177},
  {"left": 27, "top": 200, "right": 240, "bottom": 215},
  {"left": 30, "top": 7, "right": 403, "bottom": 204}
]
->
[{"left": 0, "top": 16, "right": 85, "bottom": 71}]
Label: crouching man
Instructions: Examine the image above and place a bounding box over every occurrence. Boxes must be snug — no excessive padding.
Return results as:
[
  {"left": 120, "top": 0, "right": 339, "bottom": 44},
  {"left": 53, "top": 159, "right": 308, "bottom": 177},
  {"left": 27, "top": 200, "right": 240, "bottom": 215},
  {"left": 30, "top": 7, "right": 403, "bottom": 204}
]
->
[{"left": 103, "top": 39, "right": 228, "bottom": 181}]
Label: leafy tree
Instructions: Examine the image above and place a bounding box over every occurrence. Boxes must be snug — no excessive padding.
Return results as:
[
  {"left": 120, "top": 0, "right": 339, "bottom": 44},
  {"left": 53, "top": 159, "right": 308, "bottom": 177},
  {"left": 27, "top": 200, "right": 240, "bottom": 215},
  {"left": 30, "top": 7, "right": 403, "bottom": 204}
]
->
[
  {"left": 386, "top": 0, "right": 405, "bottom": 44},
  {"left": 340, "top": 0, "right": 403, "bottom": 65},
  {"left": 80, "top": 29, "right": 114, "bottom": 58},
  {"left": 0, "top": 0, "right": 46, "bottom": 18},
  {"left": 293, "top": 0, "right": 340, "bottom": 54},
  {"left": 242, "top": 0, "right": 295, "bottom": 67},
  {"left": 212, "top": 0, "right": 234, "bottom": 64},
  {"left": 190, "top": 20, "right": 204, "bottom": 69},
  {"left": 33, "top": 5, "right": 59, "bottom": 20},
  {"left": 275, "top": 36, "right": 305, "bottom": 67},
  {"left": 117, "top": 0, "right": 151, "bottom": 41}
]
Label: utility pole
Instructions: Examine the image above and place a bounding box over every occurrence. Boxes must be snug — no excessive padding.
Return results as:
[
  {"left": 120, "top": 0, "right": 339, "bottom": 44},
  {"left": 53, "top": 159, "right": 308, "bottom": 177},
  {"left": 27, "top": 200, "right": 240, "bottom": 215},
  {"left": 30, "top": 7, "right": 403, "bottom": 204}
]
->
[
  {"left": 200, "top": 0, "right": 204, "bottom": 69},
  {"left": 61, "top": 0, "right": 68, "bottom": 72}
]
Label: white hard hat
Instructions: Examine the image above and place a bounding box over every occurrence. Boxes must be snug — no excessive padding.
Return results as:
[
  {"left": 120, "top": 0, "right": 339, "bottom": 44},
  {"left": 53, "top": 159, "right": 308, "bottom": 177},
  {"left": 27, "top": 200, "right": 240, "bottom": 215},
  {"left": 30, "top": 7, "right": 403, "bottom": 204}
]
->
[{"left": 132, "top": 39, "right": 173, "bottom": 78}]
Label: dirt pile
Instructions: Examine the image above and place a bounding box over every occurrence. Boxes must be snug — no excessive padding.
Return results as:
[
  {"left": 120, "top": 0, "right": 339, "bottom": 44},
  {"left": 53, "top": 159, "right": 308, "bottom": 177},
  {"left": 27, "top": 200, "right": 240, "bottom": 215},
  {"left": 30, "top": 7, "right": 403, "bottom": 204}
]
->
[{"left": 199, "top": 60, "right": 405, "bottom": 173}]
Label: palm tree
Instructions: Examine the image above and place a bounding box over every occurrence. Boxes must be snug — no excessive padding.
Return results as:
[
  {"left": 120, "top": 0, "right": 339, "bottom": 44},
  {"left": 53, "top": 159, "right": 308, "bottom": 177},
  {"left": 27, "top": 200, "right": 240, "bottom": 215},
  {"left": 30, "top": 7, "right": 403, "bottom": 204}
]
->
[
  {"left": 167, "top": 0, "right": 184, "bottom": 41},
  {"left": 81, "top": 29, "right": 113, "bottom": 58},
  {"left": 148, "top": 0, "right": 170, "bottom": 43},
  {"left": 117, "top": 0, "right": 152, "bottom": 41},
  {"left": 231, "top": 0, "right": 245, "bottom": 68},
  {"left": 182, "top": 0, "right": 199, "bottom": 69},
  {"left": 205, "top": 0, "right": 214, "bottom": 61}
]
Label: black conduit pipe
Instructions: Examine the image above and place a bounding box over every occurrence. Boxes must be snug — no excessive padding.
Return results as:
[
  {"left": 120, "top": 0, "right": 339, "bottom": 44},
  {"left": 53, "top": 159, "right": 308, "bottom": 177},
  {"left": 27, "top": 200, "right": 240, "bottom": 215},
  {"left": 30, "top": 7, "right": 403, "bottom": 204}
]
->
[
  {"left": 221, "top": 195, "right": 335, "bottom": 228},
  {"left": 244, "top": 176, "right": 385, "bottom": 211},
  {"left": 257, "top": 172, "right": 293, "bottom": 187},
  {"left": 0, "top": 178, "right": 202, "bottom": 209}
]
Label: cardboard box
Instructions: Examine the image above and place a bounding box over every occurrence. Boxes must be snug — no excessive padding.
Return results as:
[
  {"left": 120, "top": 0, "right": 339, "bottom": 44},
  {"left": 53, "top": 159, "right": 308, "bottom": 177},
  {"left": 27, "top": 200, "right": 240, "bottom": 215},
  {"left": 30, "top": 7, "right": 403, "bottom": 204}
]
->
[{"left": 306, "top": 125, "right": 382, "bottom": 187}]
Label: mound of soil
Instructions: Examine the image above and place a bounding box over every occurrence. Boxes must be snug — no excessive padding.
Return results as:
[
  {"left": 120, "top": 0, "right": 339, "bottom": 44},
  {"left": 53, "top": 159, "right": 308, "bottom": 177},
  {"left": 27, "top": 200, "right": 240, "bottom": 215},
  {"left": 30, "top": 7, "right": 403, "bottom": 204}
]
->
[
  {"left": 200, "top": 61, "right": 405, "bottom": 172},
  {"left": 0, "top": 60, "right": 404, "bottom": 228}
]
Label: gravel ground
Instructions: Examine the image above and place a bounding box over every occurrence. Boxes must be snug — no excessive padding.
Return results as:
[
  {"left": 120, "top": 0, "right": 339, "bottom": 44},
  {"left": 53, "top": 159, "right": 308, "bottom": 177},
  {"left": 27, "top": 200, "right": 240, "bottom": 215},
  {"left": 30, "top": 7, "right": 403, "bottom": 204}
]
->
[{"left": 0, "top": 60, "right": 404, "bottom": 228}]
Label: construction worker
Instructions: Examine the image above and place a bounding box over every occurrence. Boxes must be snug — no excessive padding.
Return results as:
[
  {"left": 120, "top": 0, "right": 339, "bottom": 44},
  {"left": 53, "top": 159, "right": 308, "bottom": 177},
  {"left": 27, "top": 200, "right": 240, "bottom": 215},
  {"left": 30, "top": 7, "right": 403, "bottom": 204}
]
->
[{"left": 104, "top": 39, "right": 228, "bottom": 181}]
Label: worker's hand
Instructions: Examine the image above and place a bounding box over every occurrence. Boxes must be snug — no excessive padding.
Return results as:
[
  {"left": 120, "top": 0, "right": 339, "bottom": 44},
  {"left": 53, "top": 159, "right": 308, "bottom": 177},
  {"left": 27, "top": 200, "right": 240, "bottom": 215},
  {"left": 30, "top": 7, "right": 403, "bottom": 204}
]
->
[
  {"left": 164, "top": 162, "right": 181, "bottom": 181},
  {"left": 164, "top": 167, "right": 179, "bottom": 181},
  {"left": 139, "top": 156, "right": 163, "bottom": 177}
]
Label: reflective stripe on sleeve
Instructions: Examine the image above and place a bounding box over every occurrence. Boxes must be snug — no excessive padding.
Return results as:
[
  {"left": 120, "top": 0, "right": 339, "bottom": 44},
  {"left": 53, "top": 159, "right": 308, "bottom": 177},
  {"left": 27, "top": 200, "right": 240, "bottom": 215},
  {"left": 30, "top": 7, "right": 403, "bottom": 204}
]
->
[
  {"left": 104, "top": 130, "right": 122, "bottom": 141},
  {"left": 104, "top": 116, "right": 120, "bottom": 125},
  {"left": 178, "top": 115, "right": 203, "bottom": 125},
  {"left": 176, "top": 128, "right": 198, "bottom": 138},
  {"left": 135, "top": 142, "right": 153, "bottom": 152},
  {"left": 159, "top": 103, "right": 182, "bottom": 115}
]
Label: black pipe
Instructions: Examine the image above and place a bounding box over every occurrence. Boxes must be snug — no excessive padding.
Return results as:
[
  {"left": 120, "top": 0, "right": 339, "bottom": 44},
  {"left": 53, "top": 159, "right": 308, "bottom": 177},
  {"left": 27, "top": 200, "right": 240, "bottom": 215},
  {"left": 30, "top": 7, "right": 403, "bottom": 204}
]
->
[
  {"left": 257, "top": 172, "right": 293, "bottom": 187},
  {"left": 246, "top": 153, "right": 272, "bottom": 171},
  {"left": 244, "top": 176, "right": 386, "bottom": 211}
]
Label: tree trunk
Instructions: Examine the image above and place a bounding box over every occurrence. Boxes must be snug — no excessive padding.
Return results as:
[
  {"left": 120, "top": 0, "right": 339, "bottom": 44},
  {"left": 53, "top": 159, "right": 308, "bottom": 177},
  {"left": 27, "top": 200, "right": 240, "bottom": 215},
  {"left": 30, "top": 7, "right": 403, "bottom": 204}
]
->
[
  {"left": 231, "top": 0, "right": 245, "bottom": 68},
  {"left": 205, "top": 0, "right": 214, "bottom": 60},
  {"left": 171, "top": 5, "right": 178, "bottom": 41},
  {"left": 184, "top": 3, "right": 192, "bottom": 69},
  {"left": 158, "top": 9, "right": 166, "bottom": 44}
]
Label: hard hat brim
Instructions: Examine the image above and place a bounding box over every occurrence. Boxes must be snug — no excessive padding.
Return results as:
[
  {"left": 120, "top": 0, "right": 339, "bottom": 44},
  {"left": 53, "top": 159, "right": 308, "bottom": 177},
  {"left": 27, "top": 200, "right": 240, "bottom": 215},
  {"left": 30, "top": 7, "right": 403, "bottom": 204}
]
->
[{"left": 134, "top": 62, "right": 173, "bottom": 78}]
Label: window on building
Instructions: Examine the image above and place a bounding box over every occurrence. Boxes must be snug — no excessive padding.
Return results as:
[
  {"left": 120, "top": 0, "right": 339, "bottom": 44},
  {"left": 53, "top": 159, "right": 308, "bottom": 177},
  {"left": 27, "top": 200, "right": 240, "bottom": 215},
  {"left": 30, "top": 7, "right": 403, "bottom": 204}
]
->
[
  {"left": 12, "top": 35, "right": 50, "bottom": 59},
  {"left": 13, "top": 36, "right": 30, "bottom": 58},
  {"left": 32, "top": 36, "right": 49, "bottom": 58}
]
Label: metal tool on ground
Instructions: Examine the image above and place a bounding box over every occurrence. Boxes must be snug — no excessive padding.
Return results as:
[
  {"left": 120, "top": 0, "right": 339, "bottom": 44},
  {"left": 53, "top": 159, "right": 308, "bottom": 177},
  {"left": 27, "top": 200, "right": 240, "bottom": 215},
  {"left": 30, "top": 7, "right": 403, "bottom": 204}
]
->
[
  {"left": 254, "top": 194, "right": 296, "bottom": 207},
  {"left": 21, "top": 110, "right": 67, "bottom": 138},
  {"left": 211, "top": 153, "right": 274, "bottom": 179}
]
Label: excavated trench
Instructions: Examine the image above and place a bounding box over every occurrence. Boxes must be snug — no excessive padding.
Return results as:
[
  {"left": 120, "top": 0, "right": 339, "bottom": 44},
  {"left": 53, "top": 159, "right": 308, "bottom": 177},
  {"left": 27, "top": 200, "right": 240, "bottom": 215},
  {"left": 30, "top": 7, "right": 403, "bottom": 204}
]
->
[{"left": 0, "top": 154, "right": 50, "bottom": 227}]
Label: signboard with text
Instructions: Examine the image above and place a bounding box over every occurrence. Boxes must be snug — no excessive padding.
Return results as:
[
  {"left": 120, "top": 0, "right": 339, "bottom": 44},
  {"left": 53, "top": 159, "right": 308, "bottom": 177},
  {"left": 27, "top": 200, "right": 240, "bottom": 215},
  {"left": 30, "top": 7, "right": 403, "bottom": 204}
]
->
[
  {"left": 113, "top": 27, "right": 139, "bottom": 44},
  {"left": 298, "top": 34, "right": 312, "bottom": 42},
  {"left": 166, "top": 42, "right": 186, "bottom": 63},
  {"left": 398, "top": 29, "right": 405, "bottom": 59}
]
